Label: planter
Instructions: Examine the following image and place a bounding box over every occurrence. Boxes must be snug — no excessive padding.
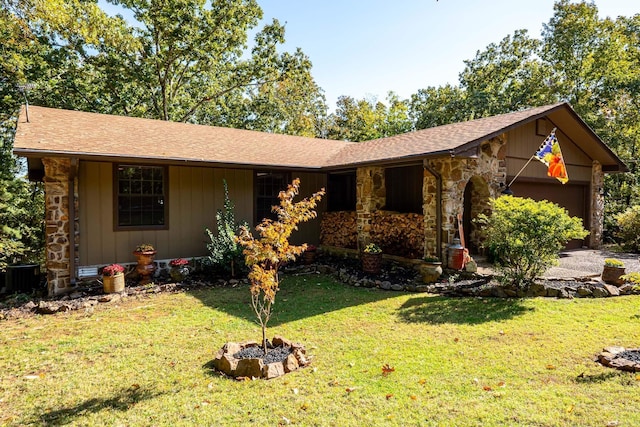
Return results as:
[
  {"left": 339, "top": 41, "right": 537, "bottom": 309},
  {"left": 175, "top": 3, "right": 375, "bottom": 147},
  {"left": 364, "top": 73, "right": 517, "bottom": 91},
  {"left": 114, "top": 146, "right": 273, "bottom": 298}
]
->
[
  {"left": 133, "top": 250, "right": 157, "bottom": 285},
  {"left": 103, "top": 273, "right": 125, "bottom": 293},
  {"left": 169, "top": 266, "right": 189, "bottom": 282},
  {"left": 419, "top": 262, "right": 443, "bottom": 283},
  {"left": 362, "top": 252, "right": 382, "bottom": 275},
  {"left": 303, "top": 251, "right": 316, "bottom": 265},
  {"left": 602, "top": 265, "right": 626, "bottom": 286}
]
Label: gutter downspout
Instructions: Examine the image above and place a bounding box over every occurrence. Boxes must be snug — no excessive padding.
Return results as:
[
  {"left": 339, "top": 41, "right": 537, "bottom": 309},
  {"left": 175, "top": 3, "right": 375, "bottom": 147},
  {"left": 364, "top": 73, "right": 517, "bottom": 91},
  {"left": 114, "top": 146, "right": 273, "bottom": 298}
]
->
[
  {"left": 69, "top": 158, "right": 78, "bottom": 286},
  {"left": 424, "top": 161, "right": 442, "bottom": 260}
]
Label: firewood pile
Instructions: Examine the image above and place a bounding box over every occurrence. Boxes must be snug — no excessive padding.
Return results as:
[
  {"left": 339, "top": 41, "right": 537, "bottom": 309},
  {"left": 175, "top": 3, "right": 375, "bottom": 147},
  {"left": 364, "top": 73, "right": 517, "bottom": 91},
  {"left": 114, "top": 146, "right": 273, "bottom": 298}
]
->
[
  {"left": 320, "top": 211, "right": 358, "bottom": 249},
  {"left": 371, "top": 211, "right": 424, "bottom": 259},
  {"left": 321, "top": 210, "right": 424, "bottom": 258}
]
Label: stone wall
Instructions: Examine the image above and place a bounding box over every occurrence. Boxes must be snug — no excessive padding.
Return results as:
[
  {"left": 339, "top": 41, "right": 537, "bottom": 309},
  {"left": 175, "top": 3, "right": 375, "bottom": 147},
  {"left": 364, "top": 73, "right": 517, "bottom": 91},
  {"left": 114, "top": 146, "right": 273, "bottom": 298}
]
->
[
  {"left": 589, "top": 161, "right": 604, "bottom": 249},
  {"left": 43, "top": 157, "right": 77, "bottom": 296},
  {"left": 355, "top": 167, "right": 385, "bottom": 249},
  {"left": 426, "top": 136, "right": 507, "bottom": 258}
]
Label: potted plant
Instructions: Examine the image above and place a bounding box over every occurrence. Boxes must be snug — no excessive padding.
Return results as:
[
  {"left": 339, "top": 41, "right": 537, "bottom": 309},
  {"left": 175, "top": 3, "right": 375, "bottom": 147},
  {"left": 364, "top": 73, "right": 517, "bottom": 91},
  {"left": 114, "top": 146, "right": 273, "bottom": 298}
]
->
[
  {"left": 169, "top": 258, "right": 190, "bottom": 282},
  {"left": 303, "top": 244, "right": 317, "bottom": 265},
  {"left": 102, "top": 263, "right": 125, "bottom": 293},
  {"left": 602, "top": 258, "right": 625, "bottom": 286},
  {"left": 133, "top": 243, "right": 157, "bottom": 285},
  {"left": 419, "top": 256, "right": 443, "bottom": 283},
  {"left": 362, "top": 243, "right": 383, "bottom": 274}
]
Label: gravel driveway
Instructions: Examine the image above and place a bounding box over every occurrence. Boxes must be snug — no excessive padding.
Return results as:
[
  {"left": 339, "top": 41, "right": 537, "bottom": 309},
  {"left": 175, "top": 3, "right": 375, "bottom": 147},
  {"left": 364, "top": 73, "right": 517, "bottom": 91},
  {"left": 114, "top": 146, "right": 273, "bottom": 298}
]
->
[
  {"left": 476, "top": 248, "right": 640, "bottom": 280},
  {"left": 543, "top": 249, "right": 640, "bottom": 279}
]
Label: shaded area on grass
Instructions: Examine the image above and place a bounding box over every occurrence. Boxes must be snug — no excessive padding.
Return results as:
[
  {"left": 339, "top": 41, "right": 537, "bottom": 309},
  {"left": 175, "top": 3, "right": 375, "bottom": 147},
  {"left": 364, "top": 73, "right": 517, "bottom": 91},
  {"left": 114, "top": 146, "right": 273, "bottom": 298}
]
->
[
  {"left": 34, "top": 387, "right": 164, "bottom": 426},
  {"left": 397, "top": 295, "right": 534, "bottom": 324},
  {"left": 188, "top": 273, "right": 401, "bottom": 327}
]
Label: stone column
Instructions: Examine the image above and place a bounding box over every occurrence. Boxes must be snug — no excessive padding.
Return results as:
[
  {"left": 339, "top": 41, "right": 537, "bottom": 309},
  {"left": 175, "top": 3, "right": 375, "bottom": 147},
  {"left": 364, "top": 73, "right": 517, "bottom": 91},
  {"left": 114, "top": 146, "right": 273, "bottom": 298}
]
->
[
  {"left": 422, "top": 164, "right": 439, "bottom": 258},
  {"left": 355, "top": 167, "right": 385, "bottom": 250},
  {"left": 589, "top": 161, "right": 604, "bottom": 249},
  {"left": 43, "top": 157, "right": 75, "bottom": 296}
]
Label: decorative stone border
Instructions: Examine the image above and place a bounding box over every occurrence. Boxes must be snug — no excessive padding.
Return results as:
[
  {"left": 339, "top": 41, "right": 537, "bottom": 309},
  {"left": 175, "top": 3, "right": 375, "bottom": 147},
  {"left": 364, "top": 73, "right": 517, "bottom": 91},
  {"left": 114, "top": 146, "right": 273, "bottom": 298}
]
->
[
  {"left": 595, "top": 346, "right": 640, "bottom": 372},
  {"left": 212, "top": 336, "right": 310, "bottom": 380}
]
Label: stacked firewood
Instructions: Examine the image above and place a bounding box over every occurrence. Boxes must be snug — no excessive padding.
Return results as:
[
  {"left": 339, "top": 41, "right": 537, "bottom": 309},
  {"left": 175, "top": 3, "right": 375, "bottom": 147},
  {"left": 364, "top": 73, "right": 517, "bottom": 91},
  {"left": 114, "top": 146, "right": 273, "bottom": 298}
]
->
[
  {"left": 371, "top": 211, "right": 424, "bottom": 259},
  {"left": 320, "top": 211, "right": 358, "bottom": 249}
]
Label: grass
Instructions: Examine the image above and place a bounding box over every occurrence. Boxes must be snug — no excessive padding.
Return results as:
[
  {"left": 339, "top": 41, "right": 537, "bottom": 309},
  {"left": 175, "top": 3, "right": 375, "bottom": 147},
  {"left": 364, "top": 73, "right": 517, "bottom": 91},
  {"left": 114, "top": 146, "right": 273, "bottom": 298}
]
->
[{"left": 2, "top": 274, "right": 640, "bottom": 426}]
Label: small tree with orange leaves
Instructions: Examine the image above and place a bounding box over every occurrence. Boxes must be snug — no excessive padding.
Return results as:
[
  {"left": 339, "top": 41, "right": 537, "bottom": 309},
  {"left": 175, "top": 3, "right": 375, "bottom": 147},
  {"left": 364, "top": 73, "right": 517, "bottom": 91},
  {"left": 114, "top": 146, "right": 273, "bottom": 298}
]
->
[{"left": 237, "top": 178, "right": 324, "bottom": 352}]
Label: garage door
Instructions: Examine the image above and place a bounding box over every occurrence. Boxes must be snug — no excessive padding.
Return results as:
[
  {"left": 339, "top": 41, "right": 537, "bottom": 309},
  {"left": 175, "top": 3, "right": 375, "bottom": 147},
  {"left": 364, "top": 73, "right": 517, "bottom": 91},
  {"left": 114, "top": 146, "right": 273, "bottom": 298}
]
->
[{"left": 509, "top": 181, "right": 589, "bottom": 249}]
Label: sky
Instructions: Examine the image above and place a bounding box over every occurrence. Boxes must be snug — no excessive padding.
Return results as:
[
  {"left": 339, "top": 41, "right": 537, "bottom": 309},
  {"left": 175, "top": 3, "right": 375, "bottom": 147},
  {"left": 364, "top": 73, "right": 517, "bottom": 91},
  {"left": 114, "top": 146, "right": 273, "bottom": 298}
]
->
[
  {"left": 100, "top": 0, "right": 639, "bottom": 109},
  {"left": 257, "top": 0, "right": 639, "bottom": 107}
]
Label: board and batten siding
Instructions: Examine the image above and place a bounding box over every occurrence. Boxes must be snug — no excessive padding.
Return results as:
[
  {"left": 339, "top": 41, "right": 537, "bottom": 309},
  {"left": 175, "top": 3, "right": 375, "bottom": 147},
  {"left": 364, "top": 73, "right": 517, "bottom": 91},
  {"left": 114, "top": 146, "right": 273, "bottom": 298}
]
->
[
  {"left": 79, "top": 161, "right": 253, "bottom": 266},
  {"left": 505, "top": 121, "right": 592, "bottom": 183},
  {"left": 290, "top": 171, "right": 327, "bottom": 246}
]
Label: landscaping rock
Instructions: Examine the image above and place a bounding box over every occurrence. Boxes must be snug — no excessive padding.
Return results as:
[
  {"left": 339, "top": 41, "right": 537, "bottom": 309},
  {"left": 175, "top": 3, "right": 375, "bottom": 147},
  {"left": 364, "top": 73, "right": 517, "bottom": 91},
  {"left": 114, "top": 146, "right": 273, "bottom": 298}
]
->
[
  {"left": 380, "top": 281, "right": 392, "bottom": 290},
  {"left": 603, "top": 284, "right": 620, "bottom": 297},
  {"left": 235, "top": 357, "right": 264, "bottom": 378},
  {"left": 591, "top": 287, "right": 608, "bottom": 298},
  {"left": 577, "top": 287, "right": 593, "bottom": 297},
  {"left": 37, "top": 301, "right": 59, "bottom": 314},
  {"left": 391, "top": 284, "right": 404, "bottom": 291}
]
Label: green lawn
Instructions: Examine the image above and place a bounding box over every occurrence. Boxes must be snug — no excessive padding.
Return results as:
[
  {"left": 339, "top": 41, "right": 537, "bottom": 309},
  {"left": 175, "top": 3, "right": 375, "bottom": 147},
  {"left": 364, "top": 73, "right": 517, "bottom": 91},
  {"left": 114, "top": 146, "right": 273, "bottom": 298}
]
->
[{"left": 1, "top": 274, "right": 639, "bottom": 426}]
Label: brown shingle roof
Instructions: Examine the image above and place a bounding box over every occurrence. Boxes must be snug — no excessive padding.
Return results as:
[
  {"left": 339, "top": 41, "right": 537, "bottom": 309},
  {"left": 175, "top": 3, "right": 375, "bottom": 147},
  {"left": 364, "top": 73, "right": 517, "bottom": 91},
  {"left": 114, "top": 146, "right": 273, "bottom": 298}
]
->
[
  {"left": 14, "top": 106, "right": 352, "bottom": 169},
  {"left": 14, "top": 103, "right": 627, "bottom": 172},
  {"left": 324, "top": 103, "right": 568, "bottom": 166}
]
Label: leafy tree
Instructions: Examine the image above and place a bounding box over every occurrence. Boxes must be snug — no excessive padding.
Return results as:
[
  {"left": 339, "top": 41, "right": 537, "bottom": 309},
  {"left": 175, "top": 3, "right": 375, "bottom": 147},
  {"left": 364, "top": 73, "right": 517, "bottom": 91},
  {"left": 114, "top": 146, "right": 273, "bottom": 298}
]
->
[
  {"left": 237, "top": 178, "right": 324, "bottom": 352},
  {"left": 460, "top": 29, "right": 556, "bottom": 117},
  {"left": 409, "top": 84, "right": 469, "bottom": 130},
  {"left": 327, "top": 92, "right": 412, "bottom": 141},
  {"left": 614, "top": 205, "right": 640, "bottom": 252},
  {"left": 205, "top": 180, "right": 247, "bottom": 277},
  {"left": 0, "top": 117, "right": 44, "bottom": 270},
  {"left": 477, "top": 196, "right": 588, "bottom": 287}
]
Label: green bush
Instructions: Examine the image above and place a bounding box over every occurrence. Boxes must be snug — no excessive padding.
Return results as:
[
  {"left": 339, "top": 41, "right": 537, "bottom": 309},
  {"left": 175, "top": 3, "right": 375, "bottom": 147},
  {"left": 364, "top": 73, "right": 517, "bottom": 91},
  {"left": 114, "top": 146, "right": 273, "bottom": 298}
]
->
[
  {"left": 615, "top": 205, "right": 640, "bottom": 252},
  {"left": 477, "top": 196, "right": 589, "bottom": 287},
  {"left": 205, "top": 180, "right": 247, "bottom": 278}
]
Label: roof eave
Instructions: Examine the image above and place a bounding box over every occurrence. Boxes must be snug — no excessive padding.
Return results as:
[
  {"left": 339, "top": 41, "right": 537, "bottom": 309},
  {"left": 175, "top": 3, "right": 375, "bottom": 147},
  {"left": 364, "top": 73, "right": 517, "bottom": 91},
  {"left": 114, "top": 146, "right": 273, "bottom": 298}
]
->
[{"left": 13, "top": 148, "right": 326, "bottom": 171}]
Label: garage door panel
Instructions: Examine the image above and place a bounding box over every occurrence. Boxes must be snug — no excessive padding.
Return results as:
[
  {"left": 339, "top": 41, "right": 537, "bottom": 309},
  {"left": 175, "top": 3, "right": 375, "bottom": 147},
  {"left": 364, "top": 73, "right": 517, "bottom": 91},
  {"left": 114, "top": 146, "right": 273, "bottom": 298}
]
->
[{"left": 509, "top": 182, "right": 588, "bottom": 249}]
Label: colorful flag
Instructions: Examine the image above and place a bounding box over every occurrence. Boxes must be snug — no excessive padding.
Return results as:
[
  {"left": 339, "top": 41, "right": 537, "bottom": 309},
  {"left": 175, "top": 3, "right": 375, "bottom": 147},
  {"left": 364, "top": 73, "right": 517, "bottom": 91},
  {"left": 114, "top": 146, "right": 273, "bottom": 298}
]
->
[{"left": 534, "top": 128, "right": 569, "bottom": 184}]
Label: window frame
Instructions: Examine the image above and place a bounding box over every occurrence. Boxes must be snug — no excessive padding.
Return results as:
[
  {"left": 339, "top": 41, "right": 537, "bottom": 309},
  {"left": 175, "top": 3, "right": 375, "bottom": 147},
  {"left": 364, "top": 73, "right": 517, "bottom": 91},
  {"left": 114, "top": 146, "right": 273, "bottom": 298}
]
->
[
  {"left": 113, "top": 163, "right": 169, "bottom": 231},
  {"left": 254, "top": 170, "right": 290, "bottom": 225}
]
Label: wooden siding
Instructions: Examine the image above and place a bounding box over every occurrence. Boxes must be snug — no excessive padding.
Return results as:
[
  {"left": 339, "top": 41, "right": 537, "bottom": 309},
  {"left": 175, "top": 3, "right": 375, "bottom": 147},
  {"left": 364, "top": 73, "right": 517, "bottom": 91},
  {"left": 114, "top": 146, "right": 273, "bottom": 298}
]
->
[
  {"left": 79, "top": 162, "right": 253, "bottom": 266},
  {"left": 506, "top": 121, "right": 592, "bottom": 183},
  {"left": 289, "top": 171, "right": 327, "bottom": 245}
]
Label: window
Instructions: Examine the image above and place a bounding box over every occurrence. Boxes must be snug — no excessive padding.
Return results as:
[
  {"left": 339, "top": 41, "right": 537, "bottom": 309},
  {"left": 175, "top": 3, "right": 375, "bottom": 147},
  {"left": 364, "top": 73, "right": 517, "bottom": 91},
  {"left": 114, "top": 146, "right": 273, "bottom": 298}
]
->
[
  {"left": 327, "top": 172, "right": 356, "bottom": 211},
  {"left": 255, "top": 171, "right": 289, "bottom": 223},
  {"left": 115, "top": 165, "right": 167, "bottom": 229}
]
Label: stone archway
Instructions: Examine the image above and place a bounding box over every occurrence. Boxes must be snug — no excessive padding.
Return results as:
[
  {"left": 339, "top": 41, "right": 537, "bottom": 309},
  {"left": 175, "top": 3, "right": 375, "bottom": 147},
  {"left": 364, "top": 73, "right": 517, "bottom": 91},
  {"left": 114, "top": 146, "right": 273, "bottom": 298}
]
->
[{"left": 462, "top": 176, "right": 491, "bottom": 254}]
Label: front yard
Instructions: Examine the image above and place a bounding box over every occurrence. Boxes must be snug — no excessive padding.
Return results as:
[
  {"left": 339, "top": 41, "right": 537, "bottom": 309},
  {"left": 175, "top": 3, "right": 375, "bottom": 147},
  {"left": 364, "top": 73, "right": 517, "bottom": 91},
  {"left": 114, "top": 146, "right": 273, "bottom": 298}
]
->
[{"left": 1, "top": 274, "right": 639, "bottom": 426}]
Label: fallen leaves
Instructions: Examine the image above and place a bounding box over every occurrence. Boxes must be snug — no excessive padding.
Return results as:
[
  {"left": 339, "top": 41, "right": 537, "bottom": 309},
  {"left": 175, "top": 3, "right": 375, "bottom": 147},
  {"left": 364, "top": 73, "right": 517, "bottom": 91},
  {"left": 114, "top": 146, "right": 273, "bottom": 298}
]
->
[{"left": 381, "top": 364, "right": 395, "bottom": 376}]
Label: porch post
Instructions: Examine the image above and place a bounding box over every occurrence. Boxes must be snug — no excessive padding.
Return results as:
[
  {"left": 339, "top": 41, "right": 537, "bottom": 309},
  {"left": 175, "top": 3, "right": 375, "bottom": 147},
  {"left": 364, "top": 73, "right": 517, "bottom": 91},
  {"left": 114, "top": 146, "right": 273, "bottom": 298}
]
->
[
  {"left": 355, "top": 167, "right": 385, "bottom": 250},
  {"left": 589, "top": 160, "right": 604, "bottom": 249},
  {"left": 43, "top": 157, "right": 77, "bottom": 296}
]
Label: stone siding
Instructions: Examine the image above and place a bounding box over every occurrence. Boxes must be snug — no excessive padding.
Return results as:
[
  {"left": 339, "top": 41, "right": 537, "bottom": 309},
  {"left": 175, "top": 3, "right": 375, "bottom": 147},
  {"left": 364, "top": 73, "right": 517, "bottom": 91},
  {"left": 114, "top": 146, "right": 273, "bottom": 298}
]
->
[
  {"left": 355, "top": 167, "right": 385, "bottom": 249},
  {"left": 43, "top": 157, "right": 77, "bottom": 296},
  {"left": 589, "top": 161, "right": 604, "bottom": 249},
  {"left": 426, "top": 136, "right": 507, "bottom": 258}
]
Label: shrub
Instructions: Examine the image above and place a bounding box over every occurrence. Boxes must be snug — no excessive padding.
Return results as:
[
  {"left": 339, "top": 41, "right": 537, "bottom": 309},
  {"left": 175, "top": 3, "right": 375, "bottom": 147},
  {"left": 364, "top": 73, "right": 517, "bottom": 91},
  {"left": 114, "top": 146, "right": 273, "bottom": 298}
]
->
[
  {"left": 363, "top": 243, "right": 382, "bottom": 254},
  {"left": 205, "top": 180, "right": 247, "bottom": 278},
  {"left": 621, "top": 272, "right": 640, "bottom": 285},
  {"left": 615, "top": 205, "right": 640, "bottom": 252},
  {"left": 604, "top": 258, "right": 624, "bottom": 268},
  {"left": 477, "top": 196, "right": 589, "bottom": 287}
]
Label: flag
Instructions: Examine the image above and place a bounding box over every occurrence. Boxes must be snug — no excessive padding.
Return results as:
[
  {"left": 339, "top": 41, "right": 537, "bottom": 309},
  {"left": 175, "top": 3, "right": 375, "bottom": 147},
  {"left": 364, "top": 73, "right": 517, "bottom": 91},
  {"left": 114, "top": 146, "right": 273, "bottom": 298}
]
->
[{"left": 534, "top": 128, "right": 569, "bottom": 184}]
